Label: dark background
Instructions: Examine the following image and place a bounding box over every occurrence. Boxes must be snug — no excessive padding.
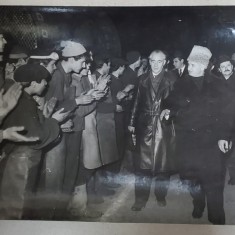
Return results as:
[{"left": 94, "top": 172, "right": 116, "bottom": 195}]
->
[{"left": 1, "top": 6, "right": 235, "bottom": 59}]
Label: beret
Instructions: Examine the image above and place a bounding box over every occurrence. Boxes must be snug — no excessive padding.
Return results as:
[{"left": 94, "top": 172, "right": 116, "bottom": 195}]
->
[{"left": 14, "top": 64, "right": 51, "bottom": 83}]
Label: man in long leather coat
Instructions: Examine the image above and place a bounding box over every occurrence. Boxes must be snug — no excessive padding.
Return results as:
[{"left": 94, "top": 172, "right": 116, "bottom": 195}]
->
[
  {"left": 162, "top": 46, "right": 230, "bottom": 225},
  {"left": 128, "top": 50, "right": 176, "bottom": 211}
]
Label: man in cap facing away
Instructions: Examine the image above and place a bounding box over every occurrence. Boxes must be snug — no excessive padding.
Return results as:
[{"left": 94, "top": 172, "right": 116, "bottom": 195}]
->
[
  {"left": 162, "top": 45, "right": 230, "bottom": 224},
  {"left": 120, "top": 51, "right": 141, "bottom": 172},
  {"left": 121, "top": 51, "right": 141, "bottom": 123}
]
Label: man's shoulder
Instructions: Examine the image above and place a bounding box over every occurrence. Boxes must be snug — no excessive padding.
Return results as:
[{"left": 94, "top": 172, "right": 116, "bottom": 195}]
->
[
  {"left": 138, "top": 72, "right": 150, "bottom": 83},
  {"left": 52, "top": 69, "right": 64, "bottom": 79},
  {"left": 122, "top": 66, "right": 136, "bottom": 77},
  {"left": 165, "top": 70, "right": 177, "bottom": 80}
]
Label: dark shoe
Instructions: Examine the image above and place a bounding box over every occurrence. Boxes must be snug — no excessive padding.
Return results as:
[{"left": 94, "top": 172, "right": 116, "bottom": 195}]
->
[
  {"left": 157, "top": 199, "right": 166, "bottom": 207},
  {"left": 228, "top": 178, "right": 235, "bottom": 185},
  {"left": 192, "top": 206, "right": 204, "bottom": 219},
  {"left": 131, "top": 202, "right": 145, "bottom": 211}
]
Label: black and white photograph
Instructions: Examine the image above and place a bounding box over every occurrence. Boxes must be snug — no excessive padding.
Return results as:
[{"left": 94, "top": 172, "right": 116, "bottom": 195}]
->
[{"left": 1, "top": 4, "right": 235, "bottom": 228}]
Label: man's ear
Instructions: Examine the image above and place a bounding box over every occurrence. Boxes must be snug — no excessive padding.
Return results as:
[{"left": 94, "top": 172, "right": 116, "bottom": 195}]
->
[
  {"left": 163, "top": 60, "right": 166, "bottom": 66},
  {"left": 201, "top": 64, "right": 207, "bottom": 71},
  {"left": 181, "top": 59, "right": 184, "bottom": 64},
  {"left": 218, "top": 68, "right": 222, "bottom": 73}
]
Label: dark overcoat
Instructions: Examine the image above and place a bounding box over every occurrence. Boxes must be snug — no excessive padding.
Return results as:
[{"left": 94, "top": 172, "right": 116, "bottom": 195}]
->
[
  {"left": 164, "top": 73, "right": 229, "bottom": 179},
  {"left": 129, "top": 70, "right": 175, "bottom": 173}
]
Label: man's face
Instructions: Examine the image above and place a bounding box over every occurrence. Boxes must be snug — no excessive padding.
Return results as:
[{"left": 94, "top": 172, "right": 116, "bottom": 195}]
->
[
  {"left": 71, "top": 56, "right": 86, "bottom": 74},
  {"left": 219, "top": 61, "right": 233, "bottom": 78},
  {"left": 149, "top": 52, "right": 166, "bottom": 75},
  {"left": 0, "top": 34, "right": 7, "bottom": 52},
  {"left": 188, "top": 61, "right": 205, "bottom": 77},
  {"left": 33, "top": 79, "right": 47, "bottom": 95},
  {"left": 135, "top": 57, "right": 141, "bottom": 68},
  {"left": 103, "top": 62, "right": 111, "bottom": 75},
  {"left": 173, "top": 58, "right": 184, "bottom": 69},
  {"left": 119, "top": 65, "right": 125, "bottom": 76}
]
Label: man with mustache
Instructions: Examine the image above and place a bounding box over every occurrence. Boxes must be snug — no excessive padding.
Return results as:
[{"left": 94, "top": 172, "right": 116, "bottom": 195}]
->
[{"left": 218, "top": 55, "right": 235, "bottom": 185}]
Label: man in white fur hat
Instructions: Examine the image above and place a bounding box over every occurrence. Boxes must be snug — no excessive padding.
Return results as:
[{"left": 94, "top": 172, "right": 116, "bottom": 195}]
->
[{"left": 162, "top": 45, "right": 230, "bottom": 224}]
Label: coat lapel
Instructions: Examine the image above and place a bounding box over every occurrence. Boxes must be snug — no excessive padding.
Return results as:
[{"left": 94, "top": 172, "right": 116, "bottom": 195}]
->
[{"left": 148, "top": 72, "right": 156, "bottom": 102}]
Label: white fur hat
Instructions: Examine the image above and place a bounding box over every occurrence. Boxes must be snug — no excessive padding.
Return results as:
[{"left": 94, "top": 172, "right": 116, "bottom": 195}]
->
[
  {"left": 187, "top": 45, "right": 212, "bottom": 67},
  {"left": 60, "top": 40, "right": 86, "bottom": 57}
]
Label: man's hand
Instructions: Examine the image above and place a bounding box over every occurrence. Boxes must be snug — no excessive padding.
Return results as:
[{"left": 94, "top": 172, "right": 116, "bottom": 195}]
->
[
  {"left": 128, "top": 126, "right": 135, "bottom": 133},
  {"left": 123, "top": 84, "right": 135, "bottom": 93},
  {"left": 75, "top": 95, "right": 94, "bottom": 105},
  {"left": 160, "top": 109, "right": 170, "bottom": 121},
  {"left": 43, "top": 97, "right": 57, "bottom": 118},
  {"left": 0, "top": 83, "right": 22, "bottom": 117},
  {"left": 86, "top": 89, "right": 95, "bottom": 95},
  {"left": 117, "top": 91, "right": 128, "bottom": 101},
  {"left": 52, "top": 108, "right": 70, "bottom": 123},
  {"left": 87, "top": 89, "right": 106, "bottom": 100},
  {"left": 116, "top": 105, "right": 124, "bottom": 112},
  {"left": 60, "top": 119, "right": 73, "bottom": 129},
  {"left": 96, "top": 75, "right": 111, "bottom": 91},
  {"left": 218, "top": 140, "right": 232, "bottom": 153},
  {"left": 3, "top": 126, "right": 39, "bottom": 142}
]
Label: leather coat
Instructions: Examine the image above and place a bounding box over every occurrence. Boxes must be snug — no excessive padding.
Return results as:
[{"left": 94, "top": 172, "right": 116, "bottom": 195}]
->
[{"left": 129, "top": 70, "right": 175, "bottom": 173}]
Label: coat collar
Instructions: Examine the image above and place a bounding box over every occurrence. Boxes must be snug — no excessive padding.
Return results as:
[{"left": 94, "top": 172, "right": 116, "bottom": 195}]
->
[
  {"left": 57, "top": 61, "right": 72, "bottom": 86},
  {"left": 147, "top": 70, "right": 168, "bottom": 101}
]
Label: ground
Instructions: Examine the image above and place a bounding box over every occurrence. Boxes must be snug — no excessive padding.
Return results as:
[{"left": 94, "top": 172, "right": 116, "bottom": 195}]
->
[{"left": 71, "top": 170, "right": 235, "bottom": 225}]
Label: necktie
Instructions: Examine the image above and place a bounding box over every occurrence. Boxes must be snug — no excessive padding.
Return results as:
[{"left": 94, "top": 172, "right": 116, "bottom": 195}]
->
[{"left": 179, "top": 69, "right": 182, "bottom": 76}]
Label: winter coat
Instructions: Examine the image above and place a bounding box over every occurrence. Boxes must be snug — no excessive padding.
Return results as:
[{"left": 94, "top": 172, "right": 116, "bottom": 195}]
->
[{"left": 129, "top": 70, "right": 175, "bottom": 173}]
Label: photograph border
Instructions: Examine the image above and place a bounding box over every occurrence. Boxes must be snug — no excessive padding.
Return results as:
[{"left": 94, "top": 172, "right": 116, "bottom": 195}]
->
[{"left": 1, "top": 0, "right": 235, "bottom": 234}]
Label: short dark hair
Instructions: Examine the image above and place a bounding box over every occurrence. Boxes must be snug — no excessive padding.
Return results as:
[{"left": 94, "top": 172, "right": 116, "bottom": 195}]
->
[
  {"left": 111, "top": 64, "right": 124, "bottom": 72},
  {"left": 173, "top": 51, "right": 185, "bottom": 61},
  {"left": 94, "top": 57, "right": 111, "bottom": 69}
]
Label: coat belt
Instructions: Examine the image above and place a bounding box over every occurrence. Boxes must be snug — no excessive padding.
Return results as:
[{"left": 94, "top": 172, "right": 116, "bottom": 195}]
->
[{"left": 142, "top": 111, "right": 160, "bottom": 116}]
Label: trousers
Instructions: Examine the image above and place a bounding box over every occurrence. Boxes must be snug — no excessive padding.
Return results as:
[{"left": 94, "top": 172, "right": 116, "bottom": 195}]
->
[
  {"left": 0, "top": 146, "right": 41, "bottom": 219},
  {"left": 134, "top": 166, "right": 170, "bottom": 205}
]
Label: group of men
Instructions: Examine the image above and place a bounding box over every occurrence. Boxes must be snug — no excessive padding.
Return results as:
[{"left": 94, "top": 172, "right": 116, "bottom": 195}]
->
[
  {"left": 0, "top": 30, "right": 235, "bottom": 225},
  {"left": 0, "top": 33, "right": 144, "bottom": 220}
]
